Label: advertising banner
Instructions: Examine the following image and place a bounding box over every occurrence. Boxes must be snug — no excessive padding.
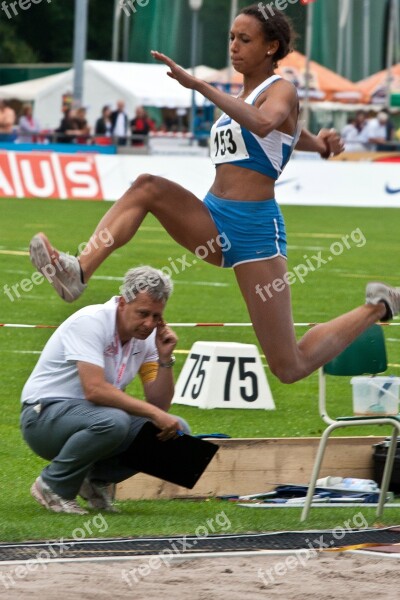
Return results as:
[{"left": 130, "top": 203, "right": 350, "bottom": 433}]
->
[{"left": 1, "top": 150, "right": 400, "bottom": 208}]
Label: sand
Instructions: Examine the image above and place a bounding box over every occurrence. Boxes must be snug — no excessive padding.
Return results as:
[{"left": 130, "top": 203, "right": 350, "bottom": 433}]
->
[{"left": 1, "top": 552, "right": 400, "bottom": 599}]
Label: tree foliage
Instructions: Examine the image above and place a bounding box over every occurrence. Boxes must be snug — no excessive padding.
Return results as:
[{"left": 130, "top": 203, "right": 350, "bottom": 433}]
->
[
  {"left": 0, "top": 0, "right": 113, "bottom": 64},
  {"left": 0, "top": 0, "right": 306, "bottom": 66},
  {"left": 0, "top": 20, "right": 39, "bottom": 63}
]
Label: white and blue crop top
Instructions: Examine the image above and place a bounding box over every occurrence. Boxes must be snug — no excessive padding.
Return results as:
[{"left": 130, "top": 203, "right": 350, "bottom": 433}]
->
[{"left": 209, "top": 75, "right": 301, "bottom": 180}]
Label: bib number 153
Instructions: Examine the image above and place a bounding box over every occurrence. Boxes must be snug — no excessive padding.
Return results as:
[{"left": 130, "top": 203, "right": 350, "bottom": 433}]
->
[{"left": 214, "top": 128, "right": 237, "bottom": 158}]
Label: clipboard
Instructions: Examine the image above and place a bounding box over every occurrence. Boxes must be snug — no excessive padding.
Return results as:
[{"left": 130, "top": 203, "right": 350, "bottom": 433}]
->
[{"left": 118, "top": 422, "right": 219, "bottom": 489}]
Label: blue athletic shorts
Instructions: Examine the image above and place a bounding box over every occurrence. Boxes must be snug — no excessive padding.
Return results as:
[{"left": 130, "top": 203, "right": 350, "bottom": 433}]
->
[{"left": 203, "top": 191, "right": 287, "bottom": 268}]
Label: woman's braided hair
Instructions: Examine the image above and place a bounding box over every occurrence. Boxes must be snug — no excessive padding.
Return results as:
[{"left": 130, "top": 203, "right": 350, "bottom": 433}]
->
[{"left": 239, "top": 4, "right": 296, "bottom": 67}]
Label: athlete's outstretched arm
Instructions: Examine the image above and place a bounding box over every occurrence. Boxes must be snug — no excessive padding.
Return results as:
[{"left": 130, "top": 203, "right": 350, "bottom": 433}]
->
[{"left": 151, "top": 51, "right": 296, "bottom": 138}]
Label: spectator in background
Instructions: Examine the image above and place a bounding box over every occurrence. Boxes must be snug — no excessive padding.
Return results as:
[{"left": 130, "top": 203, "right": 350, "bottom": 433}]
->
[
  {"left": 130, "top": 106, "right": 155, "bottom": 145},
  {"left": 341, "top": 117, "right": 356, "bottom": 141},
  {"left": 341, "top": 110, "right": 367, "bottom": 152},
  {"left": 162, "top": 108, "right": 179, "bottom": 132},
  {"left": 55, "top": 108, "right": 79, "bottom": 143},
  {"left": 111, "top": 100, "right": 129, "bottom": 145},
  {"left": 361, "top": 110, "right": 392, "bottom": 151},
  {"left": 354, "top": 110, "right": 367, "bottom": 133},
  {"left": 385, "top": 111, "right": 396, "bottom": 142},
  {"left": 0, "top": 99, "right": 16, "bottom": 141},
  {"left": 17, "top": 104, "right": 41, "bottom": 143},
  {"left": 55, "top": 108, "right": 90, "bottom": 144},
  {"left": 74, "top": 107, "right": 91, "bottom": 143},
  {"left": 95, "top": 105, "right": 112, "bottom": 137}
]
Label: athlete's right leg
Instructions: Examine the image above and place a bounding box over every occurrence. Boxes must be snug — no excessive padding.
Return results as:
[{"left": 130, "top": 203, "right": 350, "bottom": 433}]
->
[
  {"left": 30, "top": 175, "right": 221, "bottom": 301},
  {"left": 80, "top": 175, "right": 222, "bottom": 278}
]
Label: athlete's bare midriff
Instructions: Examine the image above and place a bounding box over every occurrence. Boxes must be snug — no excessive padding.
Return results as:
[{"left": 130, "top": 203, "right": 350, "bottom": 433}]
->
[
  {"left": 209, "top": 163, "right": 276, "bottom": 201},
  {"left": 209, "top": 85, "right": 298, "bottom": 202}
]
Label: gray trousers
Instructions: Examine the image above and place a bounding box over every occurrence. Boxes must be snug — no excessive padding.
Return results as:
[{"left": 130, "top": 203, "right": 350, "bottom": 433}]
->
[{"left": 20, "top": 398, "right": 190, "bottom": 500}]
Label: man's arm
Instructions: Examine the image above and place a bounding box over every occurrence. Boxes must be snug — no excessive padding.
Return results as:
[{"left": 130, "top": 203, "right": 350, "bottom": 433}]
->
[
  {"left": 77, "top": 361, "right": 180, "bottom": 441},
  {"left": 142, "top": 363, "right": 174, "bottom": 411},
  {"left": 142, "top": 321, "right": 178, "bottom": 411}
]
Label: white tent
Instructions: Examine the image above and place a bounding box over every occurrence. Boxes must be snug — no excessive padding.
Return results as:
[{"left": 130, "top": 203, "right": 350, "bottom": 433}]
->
[{"left": 0, "top": 60, "right": 205, "bottom": 130}]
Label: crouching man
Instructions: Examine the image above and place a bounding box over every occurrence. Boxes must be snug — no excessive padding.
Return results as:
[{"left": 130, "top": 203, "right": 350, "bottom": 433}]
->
[{"left": 20, "top": 266, "right": 188, "bottom": 514}]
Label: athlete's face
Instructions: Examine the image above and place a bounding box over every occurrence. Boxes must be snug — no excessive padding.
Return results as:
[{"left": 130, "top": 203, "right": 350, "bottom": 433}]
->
[
  {"left": 117, "top": 292, "right": 165, "bottom": 343},
  {"left": 229, "top": 14, "right": 278, "bottom": 74}
]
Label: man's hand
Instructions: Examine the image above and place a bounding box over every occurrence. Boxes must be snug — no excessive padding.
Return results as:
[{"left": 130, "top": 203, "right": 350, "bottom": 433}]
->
[
  {"left": 317, "top": 128, "right": 345, "bottom": 158},
  {"left": 151, "top": 410, "right": 182, "bottom": 441},
  {"left": 156, "top": 320, "right": 178, "bottom": 363}
]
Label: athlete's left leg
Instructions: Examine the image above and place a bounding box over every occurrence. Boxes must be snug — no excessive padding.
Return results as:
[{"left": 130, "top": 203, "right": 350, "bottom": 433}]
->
[{"left": 234, "top": 257, "right": 388, "bottom": 384}]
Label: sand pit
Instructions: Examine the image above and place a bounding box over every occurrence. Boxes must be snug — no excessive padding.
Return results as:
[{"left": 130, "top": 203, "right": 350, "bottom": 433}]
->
[{"left": 1, "top": 552, "right": 400, "bottom": 599}]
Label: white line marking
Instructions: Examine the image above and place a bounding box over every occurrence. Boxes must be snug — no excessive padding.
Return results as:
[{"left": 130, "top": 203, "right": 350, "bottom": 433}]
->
[
  {"left": 288, "top": 245, "right": 325, "bottom": 251},
  {"left": 290, "top": 233, "right": 346, "bottom": 239},
  {"left": 11, "top": 350, "right": 41, "bottom": 354},
  {"left": 0, "top": 250, "right": 29, "bottom": 256},
  {"left": 91, "top": 276, "right": 229, "bottom": 287}
]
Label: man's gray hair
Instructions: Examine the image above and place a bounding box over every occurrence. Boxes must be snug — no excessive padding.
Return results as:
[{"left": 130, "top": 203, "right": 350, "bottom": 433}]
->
[{"left": 121, "top": 266, "right": 173, "bottom": 303}]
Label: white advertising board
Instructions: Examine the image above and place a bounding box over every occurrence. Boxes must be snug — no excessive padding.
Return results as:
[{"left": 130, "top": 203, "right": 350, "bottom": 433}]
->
[{"left": 0, "top": 150, "right": 399, "bottom": 208}]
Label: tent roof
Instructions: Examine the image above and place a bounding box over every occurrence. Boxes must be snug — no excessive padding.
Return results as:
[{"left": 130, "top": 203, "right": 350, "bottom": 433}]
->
[
  {"left": 0, "top": 60, "right": 203, "bottom": 108},
  {"left": 0, "top": 60, "right": 206, "bottom": 128},
  {"left": 355, "top": 64, "right": 400, "bottom": 104},
  {"left": 87, "top": 60, "right": 202, "bottom": 107},
  {"left": 0, "top": 71, "right": 69, "bottom": 101},
  {"left": 214, "top": 52, "right": 365, "bottom": 103}
]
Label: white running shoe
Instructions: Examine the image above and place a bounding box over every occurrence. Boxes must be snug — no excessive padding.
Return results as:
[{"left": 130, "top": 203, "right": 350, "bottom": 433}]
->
[
  {"left": 29, "top": 232, "right": 86, "bottom": 302},
  {"left": 31, "top": 476, "right": 88, "bottom": 515},
  {"left": 79, "top": 478, "right": 119, "bottom": 513},
  {"left": 366, "top": 282, "right": 400, "bottom": 321}
]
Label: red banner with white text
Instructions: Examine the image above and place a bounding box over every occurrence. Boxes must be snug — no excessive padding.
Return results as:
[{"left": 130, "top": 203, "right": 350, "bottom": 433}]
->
[{"left": 0, "top": 152, "right": 103, "bottom": 200}]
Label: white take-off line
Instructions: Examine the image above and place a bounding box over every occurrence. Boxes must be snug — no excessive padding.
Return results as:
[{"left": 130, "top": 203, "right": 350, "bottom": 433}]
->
[{"left": 1, "top": 322, "right": 400, "bottom": 330}]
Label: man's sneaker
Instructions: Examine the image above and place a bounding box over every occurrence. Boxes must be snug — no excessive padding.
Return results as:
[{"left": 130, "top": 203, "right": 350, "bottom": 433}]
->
[
  {"left": 29, "top": 232, "right": 86, "bottom": 302},
  {"left": 366, "top": 282, "right": 400, "bottom": 322},
  {"left": 79, "top": 478, "right": 119, "bottom": 512},
  {"left": 31, "top": 476, "right": 88, "bottom": 515}
]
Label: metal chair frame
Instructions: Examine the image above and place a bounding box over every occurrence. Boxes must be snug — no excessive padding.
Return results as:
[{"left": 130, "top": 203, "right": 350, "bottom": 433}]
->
[{"left": 301, "top": 324, "right": 400, "bottom": 521}]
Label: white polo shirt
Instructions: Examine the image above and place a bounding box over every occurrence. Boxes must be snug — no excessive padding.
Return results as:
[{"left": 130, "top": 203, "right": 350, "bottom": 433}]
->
[
  {"left": 21, "top": 296, "right": 158, "bottom": 404},
  {"left": 360, "top": 118, "right": 387, "bottom": 150}
]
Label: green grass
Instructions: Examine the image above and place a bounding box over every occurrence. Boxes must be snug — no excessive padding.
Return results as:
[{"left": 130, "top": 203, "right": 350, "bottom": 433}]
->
[{"left": 1, "top": 197, "right": 400, "bottom": 540}]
